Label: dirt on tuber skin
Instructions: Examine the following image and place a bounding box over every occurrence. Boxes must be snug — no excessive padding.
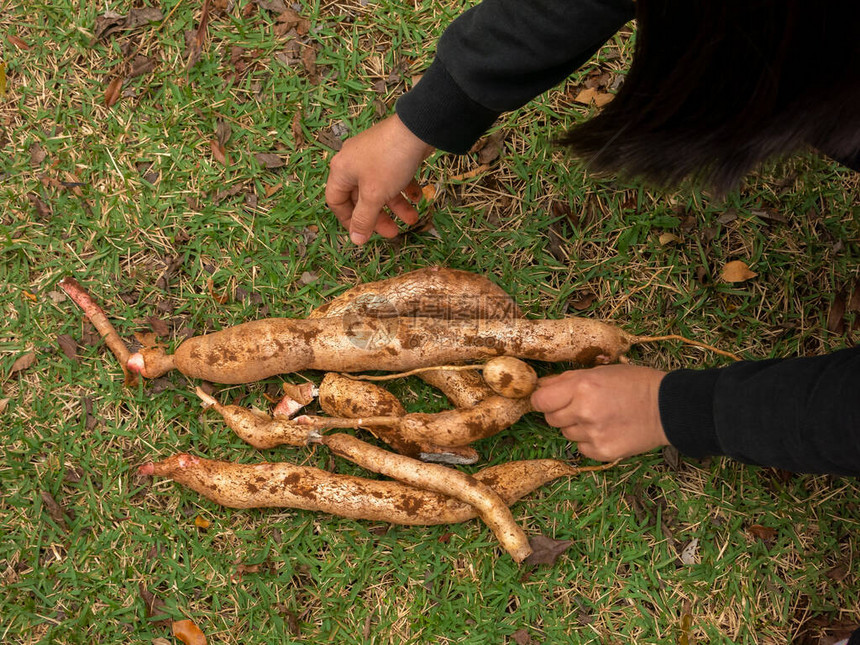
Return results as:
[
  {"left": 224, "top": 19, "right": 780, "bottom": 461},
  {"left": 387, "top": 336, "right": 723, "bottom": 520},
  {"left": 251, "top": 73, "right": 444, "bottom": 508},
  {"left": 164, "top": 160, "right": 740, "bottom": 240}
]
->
[
  {"left": 317, "top": 372, "right": 479, "bottom": 464},
  {"left": 139, "top": 453, "right": 612, "bottom": 525},
  {"left": 127, "top": 316, "right": 631, "bottom": 383},
  {"left": 481, "top": 357, "right": 538, "bottom": 399},
  {"left": 196, "top": 387, "right": 318, "bottom": 449},
  {"left": 308, "top": 267, "right": 523, "bottom": 321},
  {"left": 311, "top": 267, "right": 523, "bottom": 406},
  {"left": 206, "top": 380, "right": 532, "bottom": 453},
  {"left": 317, "top": 432, "right": 533, "bottom": 562}
]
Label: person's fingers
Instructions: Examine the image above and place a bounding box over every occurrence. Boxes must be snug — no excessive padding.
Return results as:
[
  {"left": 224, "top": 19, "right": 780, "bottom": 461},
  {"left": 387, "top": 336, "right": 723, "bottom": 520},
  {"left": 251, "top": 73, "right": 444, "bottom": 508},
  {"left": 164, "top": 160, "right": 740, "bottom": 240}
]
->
[
  {"left": 576, "top": 442, "right": 619, "bottom": 463},
  {"left": 386, "top": 193, "right": 420, "bottom": 227},
  {"left": 573, "top": 441, "right": 612, "bottom": 462},
  {"left": 559, "top": 425, "right": 583, "bottom": 443},
  {"left": 325, "top": 183, "right": 355, "bottom": 228},
  {"left": 536, "top": 373, "right": 569, "bottom": 388},
  {"left": 530, "top": 375, "right": 577, "bottom": 413},
  {"left": 402, "top": 180, "right": 422, "bottom": 203},
  {"left": 349, "top": 192, "right": 385, "bottom": 245},
  {"left": 374, "top": 212, "right": 400, "bottom": 238},
  {"left": 543, "top": 403, "right": 582, "bottom": 429}
]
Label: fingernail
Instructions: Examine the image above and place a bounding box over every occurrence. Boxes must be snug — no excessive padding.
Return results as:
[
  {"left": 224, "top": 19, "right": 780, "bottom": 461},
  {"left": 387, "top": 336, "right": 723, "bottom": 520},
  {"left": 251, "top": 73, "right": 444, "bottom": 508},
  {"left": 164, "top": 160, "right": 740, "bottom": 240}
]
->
[{"left": 350, "top": 232, "right": 368, "bottom": 245}]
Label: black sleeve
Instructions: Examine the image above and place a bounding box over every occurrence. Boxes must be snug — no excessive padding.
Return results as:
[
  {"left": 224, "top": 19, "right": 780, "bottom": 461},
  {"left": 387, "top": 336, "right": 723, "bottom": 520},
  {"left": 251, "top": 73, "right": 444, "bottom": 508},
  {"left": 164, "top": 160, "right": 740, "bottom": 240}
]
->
[
  {"left": 658, "top": 345, "right": 860, "bottom": 476},
  {"left": 395, "top": 0, "right": 635, "bottom": 153}
]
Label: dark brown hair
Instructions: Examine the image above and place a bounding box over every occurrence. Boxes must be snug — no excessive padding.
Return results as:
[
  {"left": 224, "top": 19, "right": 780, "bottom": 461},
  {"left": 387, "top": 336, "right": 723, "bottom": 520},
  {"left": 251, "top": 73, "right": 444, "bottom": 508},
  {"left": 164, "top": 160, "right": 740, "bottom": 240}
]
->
[{"left": 562, "top": 0, "right": 860, "bottom": 192}]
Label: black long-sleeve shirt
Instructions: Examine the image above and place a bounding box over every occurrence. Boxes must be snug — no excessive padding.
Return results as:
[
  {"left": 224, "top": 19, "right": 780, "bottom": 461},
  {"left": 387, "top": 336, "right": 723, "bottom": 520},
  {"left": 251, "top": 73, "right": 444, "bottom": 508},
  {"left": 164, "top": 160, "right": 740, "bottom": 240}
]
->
[
  {"left": 394, "top": 0, "right": 860, "bottom": 477},
  {"left": 397, "top": 0, "right": 635, "bottom": 153}
]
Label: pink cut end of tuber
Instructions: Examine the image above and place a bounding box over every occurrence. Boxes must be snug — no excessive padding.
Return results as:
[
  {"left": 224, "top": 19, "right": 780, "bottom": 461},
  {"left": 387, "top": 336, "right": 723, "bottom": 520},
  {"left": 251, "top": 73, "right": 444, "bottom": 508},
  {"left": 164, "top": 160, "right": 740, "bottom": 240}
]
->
[
  {"left": 127, "top": 353, "right": 145, "bottom": 374},
  {"left": 138, "top": 463, "right": 155, "bottom": 476}
]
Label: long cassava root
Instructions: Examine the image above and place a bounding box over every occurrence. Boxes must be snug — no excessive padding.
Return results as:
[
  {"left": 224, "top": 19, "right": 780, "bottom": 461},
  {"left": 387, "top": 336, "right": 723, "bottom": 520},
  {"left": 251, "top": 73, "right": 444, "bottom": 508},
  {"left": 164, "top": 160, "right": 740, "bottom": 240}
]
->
[
  {"left": 200, "top": 382, "right": 532, "bottom": 454},
  {"left": 127, "top": 316, "right": 632, "bottom": 382},
  {"left": 316, "top": 432, "right": 533, "bottom": 562},
  {"left": 311, "top": 267, "right": 525, "bottom": 406},
  {"left": 139, "top": 453, "right": 615, "bottom": 525}
]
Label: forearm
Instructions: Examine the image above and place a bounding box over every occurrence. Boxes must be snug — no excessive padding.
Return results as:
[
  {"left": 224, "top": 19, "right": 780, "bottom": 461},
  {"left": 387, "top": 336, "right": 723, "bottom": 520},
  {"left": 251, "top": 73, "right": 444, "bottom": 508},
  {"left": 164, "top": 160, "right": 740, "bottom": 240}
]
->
[
  {"left": 397, "top": 0, "right": 635, "bottom": 153},
  {"left": 659, "top": 346, "right": 860, "bottom": 475}
]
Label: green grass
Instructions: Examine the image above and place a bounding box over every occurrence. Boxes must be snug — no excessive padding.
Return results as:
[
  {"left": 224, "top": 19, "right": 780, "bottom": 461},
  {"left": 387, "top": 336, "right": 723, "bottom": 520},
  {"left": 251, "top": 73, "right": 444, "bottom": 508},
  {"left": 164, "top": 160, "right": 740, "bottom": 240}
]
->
[{"left": 1, "top": 1, "right": 859, "bottom": 643}]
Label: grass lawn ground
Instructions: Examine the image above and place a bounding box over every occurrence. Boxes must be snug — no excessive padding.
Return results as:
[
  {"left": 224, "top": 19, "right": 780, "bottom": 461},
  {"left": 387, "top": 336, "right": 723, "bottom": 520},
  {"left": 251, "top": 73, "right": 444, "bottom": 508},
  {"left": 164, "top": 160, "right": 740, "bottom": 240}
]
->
[{"left": 1, "top": 1, "right": 859, "bottom": 643}]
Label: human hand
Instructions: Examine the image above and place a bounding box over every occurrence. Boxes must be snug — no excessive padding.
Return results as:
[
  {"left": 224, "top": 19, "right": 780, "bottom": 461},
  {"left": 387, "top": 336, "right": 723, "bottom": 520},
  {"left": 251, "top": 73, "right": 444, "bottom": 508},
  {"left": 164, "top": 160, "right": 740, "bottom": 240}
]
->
[
  {"left": 530, "top": 365, "right": 669, "bottom": 461},
  {"left": 326, "top": 114, "right": 436, "bottom": 245}
]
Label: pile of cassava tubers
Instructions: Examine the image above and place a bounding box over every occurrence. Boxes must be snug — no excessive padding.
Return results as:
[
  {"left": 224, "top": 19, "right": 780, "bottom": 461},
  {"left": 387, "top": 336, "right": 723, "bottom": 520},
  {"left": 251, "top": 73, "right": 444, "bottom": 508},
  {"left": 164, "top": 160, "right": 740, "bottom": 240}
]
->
[{"left": 63, "top": 268, "right": 731, "bottom": 562}]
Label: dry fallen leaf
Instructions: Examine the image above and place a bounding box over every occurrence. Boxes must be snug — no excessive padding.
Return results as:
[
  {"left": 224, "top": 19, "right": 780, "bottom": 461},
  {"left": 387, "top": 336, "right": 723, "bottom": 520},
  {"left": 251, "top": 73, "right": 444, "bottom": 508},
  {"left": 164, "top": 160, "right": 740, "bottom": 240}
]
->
[
  {"left": 827, "top": 293, "right": 847, "bottom": 334},
  {"left": 134, "top": 331, "right": 160, "bottom": 348},
  {"left": 574, "top": 87, "right": 597, "bottom": 105},
  {"left": 258, "top": 0, "right": 288, "bottom": 12},
  {"left": 185, "top": 0, "right": 211, "bottom": 70},
  {"left": 147, "top": 316, "right": 170, "bottom": 337},
  {"left": 95, "top": 7, "right": 164, "bottom": 39},
  {"left": 29, "top": 194, "right": 52, "bottom": 218},
  {"left": 8, "top": 35, "right": 30, "bottom": 50},
  {"left": 449, "top": 164, "right": 490, "bottom": 182},
  {"left": 30, "top": 142, "right": 46, "bottom": 166},
  {"left": 173, "top": 619, "right": 207, "bottom": 645},
  {"left": 139, "top": 583, "right": 169, "bottom": 626},
  {"left": 299, "top": 271, "right": 318, "bottom": 286},
  {"left": 10, "top": 351, "right": 36, "bottom": 375},
  {"left": 128, "top": 54, "right": 156, "bottom": 79},
  {"left": 721, "top": 260, "right": 757, "bottom": 283},
  {"left": 569, "top": 291, "right": 597, "bottom": 311},
  {"left": 472, "top": 130, "right": 505, "bottom": 165},
  {"left": 524, "top": 535, "right": 573, "bottom": 566},
  {"left": 679, "top": 538, "right": 699, "bottom": 565},
  {"left": 207, "top": 278, "right": 231, "bottom": 304},
  {"left": 747, "top": 524, "right": 777, "bottom": 543},
  {"left": 215, "top": 119, "right": 231, "bottom": 148},
  {"left": 0, "top": 398, "right": 10, "bottom": 415},
  {"left": 658, "top": 232, "right": 682, "bottom": 246},
  {"left": 210, "top": 140, "right": 228, "bottom": 166},
  {"left": 511, "top": 628, "right": 532, "bottom": 644},
  {"left": 421, "top": 184, "right": 437, "bottom": 202},
  {"left": 40, "top": 491, "right": 70, "bottom": 532},
  {"left": 57, "top": 334, "right": 78, "bottom": 360},
  {"left": 291, "top": 112, "right": 305, "bottom": 147},
  {"left": 255, "top": 153, "right": 285, "bottom": 169},
  {"left": 104, "top": 76, "right": 123, "bottom": 108},
  {"left": 300, "top": 44, "right": 318, "bottom": 82},
  {"left": 593, "top": 92, "right": 614, "bottom": 107},
  {"left": 825, "top": 562, "right": 850, "bottom": 582}
]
